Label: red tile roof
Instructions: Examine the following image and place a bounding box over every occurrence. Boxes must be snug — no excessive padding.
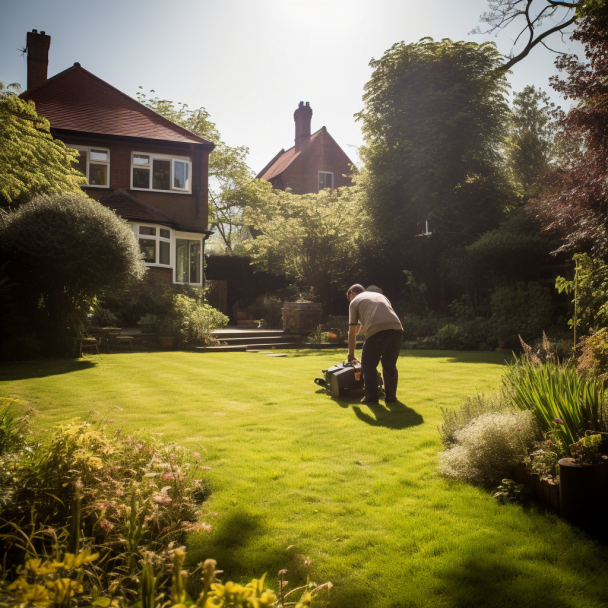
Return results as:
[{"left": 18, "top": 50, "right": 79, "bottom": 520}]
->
[
  {"left": 21, "top": 64, "right": 213, "bottom": 147},
  {"left": 99, "top": 190, "right": 176, "bottom": 226},
  {"left": 257, "top": 128, "right": 324, "bottom": 180}
]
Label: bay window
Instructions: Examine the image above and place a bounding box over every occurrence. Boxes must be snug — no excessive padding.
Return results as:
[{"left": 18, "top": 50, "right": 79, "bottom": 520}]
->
[
  {"left": 131, "top": 152, "right": 191, "bottom": 193},
  {"left": 176, "top": 239, "right": 201, "bottom": 284},
  {"left": 75, "top": 146, "right": 110, "bottom": 187},
  {"left": 138, "top": 225, "right": 171, "bottom": 266}
]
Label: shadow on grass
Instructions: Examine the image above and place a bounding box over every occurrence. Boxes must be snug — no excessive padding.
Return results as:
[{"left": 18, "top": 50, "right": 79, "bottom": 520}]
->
[
  {"left": 0, "top": 358, "right": 97, "bottom": 381},
  {"left": 316, "top": 389, "right": 424, "bottom": 430},
  {"left": 404, "top": 349, "right": 510, "bottom": 366}
]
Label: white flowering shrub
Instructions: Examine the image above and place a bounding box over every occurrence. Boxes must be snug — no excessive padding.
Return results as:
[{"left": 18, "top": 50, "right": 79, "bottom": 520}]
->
[{"left": 439, "top": 410, "right": 539, "bottom": 486}]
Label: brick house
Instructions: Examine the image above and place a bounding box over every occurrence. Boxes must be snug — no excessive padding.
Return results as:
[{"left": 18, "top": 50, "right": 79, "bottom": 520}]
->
[
  {"left": 257, "top": 101, "right": 353, "bottom": 194},
  {"left": 20, "top": 30, "right": 215, "bottom": 287}
]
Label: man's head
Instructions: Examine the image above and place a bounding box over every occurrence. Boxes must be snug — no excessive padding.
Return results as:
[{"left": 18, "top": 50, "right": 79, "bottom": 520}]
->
[{"left": 346, "top": 284, "right": 366, "bottom": 302}]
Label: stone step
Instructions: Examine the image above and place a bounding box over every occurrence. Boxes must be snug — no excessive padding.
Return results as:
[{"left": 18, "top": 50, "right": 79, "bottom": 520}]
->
[
  {"left": 195, "top": 344, "right": 248, "bottom": 352},
  {"left": 213, "top": 329, "right": 290, "bottom": 340},
  {"left": 218, "top": 336, "right": 300, "bottom": 345}
]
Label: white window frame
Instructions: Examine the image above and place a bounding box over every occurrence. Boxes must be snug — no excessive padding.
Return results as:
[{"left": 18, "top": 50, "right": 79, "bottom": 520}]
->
[
  {"left": 74, "top": 146, "right": 110, "bottom": 188},
  {"left": 318, "top": 171, "right": 334, "bottom": 191},
  {"left": 134, "top": 223, "right": 173, "bottom": 268},
  {"left": 130, "top": 151, "right": 192, "bottom": 194},
  {"left": 174, "top": 231, "right": 203, "bottom": 286}
]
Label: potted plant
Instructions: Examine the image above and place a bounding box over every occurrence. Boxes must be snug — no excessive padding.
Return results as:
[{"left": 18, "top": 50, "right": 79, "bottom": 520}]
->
[
  {"left": 559, "top": 432, "right": 608, "bottom": 529},
  {"left": 138, "top": 314, "right": 158, "bottom": 334},
  {"left": 158, "top": 319, "right": 176, "bottom": 349}
]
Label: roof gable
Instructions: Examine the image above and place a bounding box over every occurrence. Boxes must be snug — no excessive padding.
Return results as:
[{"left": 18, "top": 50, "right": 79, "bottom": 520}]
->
[
  {"left": 21, "top": 64, "right": 214, "bottom": 147},
  {"left": 256, "top": 127, "right": 352, "bottom": 181}
]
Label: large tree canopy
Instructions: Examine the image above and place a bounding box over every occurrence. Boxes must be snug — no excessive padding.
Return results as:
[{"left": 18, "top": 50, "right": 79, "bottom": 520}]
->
[
  {"left": 0, "top": 85, "right": 86, "bottom": 206},
  {"left": 534, "top": 9, "right": 608, "bottom": 257},
  {"left": 136, "top": 90, "right": 269, "bottom": 252},
  {"left": 356, "top": 38, "right": 512, "bottom": 307}
]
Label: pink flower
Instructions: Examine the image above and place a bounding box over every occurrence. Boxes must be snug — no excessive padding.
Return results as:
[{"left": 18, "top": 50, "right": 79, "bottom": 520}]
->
[
  {"left": 163, "top": 472, "right": 175, "bottom": 480},
  {"left": 547, "top": 440, "right": 552, "bottom": 445},
  {"left": 555, "top": 418, "right": 564, "bottom": 425},
  {"left": 115, "top": 488, "right": 124, "bottom": 496},
  {"left": 193, "top": 452, "right": 201, "bottom": 462},
  {"left": 201, "top": 466, "right": 212, "bottom": 471},
  {"left": 516, "top": 428, "right": 521, "bottom": 432}
]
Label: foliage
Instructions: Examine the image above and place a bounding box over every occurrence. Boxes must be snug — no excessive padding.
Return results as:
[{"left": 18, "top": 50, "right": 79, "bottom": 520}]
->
[
  {"left": 569, "top": 432, "right": 606, "bottom": 464},
  {"left": 246, "top": 295, "right": 284, "bottom": 329},
  {"left": 0, "top": 193, "right": 145, "bottom": 356},
  {"left": 524, "top": 432, "right": 568, "bottom": 479},
  {"left": 89, "top": 306, "right": 119, "bottom": 328},
  {"left": 439, "top": 391, "right": 511, "bottom": 448},
  {"left": 0, "top": 85, "right": 86, "bottom": 206},
  {"left": 503, "top": 354, "right": 605, "bottom": 449},
  {"left": 505, "top": 86, "right": 555, "bottom": 202},
  {"left": 577, "top": 328, "right": 608, "bottom": 382},
  {"left": 489, "top": 281, "right": 555, "bottom": 343},
  {"left": 356, "top": 38, "right": 512, "bottom": 308},
  {"left": 0, "top": 398, "right": 35, "bottom": 457},
  {"left": 556, "top": 253, "right": 608, "bottom": 336},
  {"left": 439, "top": 410, "right": 538, "bottom": 486},
  {"left": 429, "top": 318, "right": 495, "bottom": 351},
  {"left": 244, "top": 186, "right": 370, "bottom": 310},
  {"left": 534, "top": 9, "right": 608, "bottom": 256},
  {"left": 320, "top": 315, "right": 349, "bottom": 342},
  {"left": 168, "top": 294, "right": 229, "bottom": 346},
  {"left": 136, "top": 90, "right": 271, "bottom": 252},
  {"left": 492, "top": 478, "right": 527, "bottom": 504},
  {"left": 306, "top": 325, "right": 336, "bottom": 345},
  {"left": 399, "top": 314, "right": 442, "bottom": 341}
]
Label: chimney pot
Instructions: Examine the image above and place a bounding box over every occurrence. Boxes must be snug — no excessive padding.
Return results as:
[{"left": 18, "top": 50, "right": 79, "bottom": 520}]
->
[
  {"left": 294, "top": 101, "right": 313, "bottom": 153},
  {"left": 41, "top": 30, "right": 45, "bottom": 35},
  {"left": 26, "top": 29, "right": 51, "bottom": 91}
]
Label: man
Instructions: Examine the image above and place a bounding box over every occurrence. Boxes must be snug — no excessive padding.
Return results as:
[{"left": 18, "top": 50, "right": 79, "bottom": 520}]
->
[{"left": 347, "top": 284, "right": 403, "bottom": 405}]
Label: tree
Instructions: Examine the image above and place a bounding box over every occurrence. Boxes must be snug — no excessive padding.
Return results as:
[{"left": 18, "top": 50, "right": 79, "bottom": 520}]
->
[
  {"left": 244, "top": 186, "right": 371, "bottom": 311},
  {"left": 136, "top": 90, "right": 268, "bottom": 252},
  {"left": 533, "top": 9, "right": 608, "bottom": 257},
  {"left": 472, "top": 0, "right": 604, "bottom": 70},
  {"left": 356, "top": 38, "right": 513, "bottom": 308},
  {"left": 505, "top": 85, "right": 556, "bottom": 202},
  {"left": 0, "top": 192, "right": 146, "bottom": 356},
  {"left": 0, "top": 84, "right": 86, "bottom": 207}
]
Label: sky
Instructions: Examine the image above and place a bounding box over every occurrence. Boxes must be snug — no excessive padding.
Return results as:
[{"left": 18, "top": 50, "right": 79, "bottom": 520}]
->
[{"left": 0, "top": 0, "right": 583, "bottom": 173}]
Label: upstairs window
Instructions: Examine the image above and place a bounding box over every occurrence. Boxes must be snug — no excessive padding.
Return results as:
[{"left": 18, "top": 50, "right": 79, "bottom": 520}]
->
[
  {"left": 131, "top": 153, "right": 191, "bottom": 193},
  {"left": 138, "top": 225, "right": 171, "bottom": 266},
  {"left": 318, "top": 171, "right": 334, "bottom": 191},
  {"left": 75, "top": 146, "right": 110, "bottom": 187}
]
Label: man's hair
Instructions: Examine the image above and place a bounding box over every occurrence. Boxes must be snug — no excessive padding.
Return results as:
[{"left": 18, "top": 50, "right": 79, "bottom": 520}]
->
[{"left": 347, "top": 284, "right": 366, "bottom": 298}]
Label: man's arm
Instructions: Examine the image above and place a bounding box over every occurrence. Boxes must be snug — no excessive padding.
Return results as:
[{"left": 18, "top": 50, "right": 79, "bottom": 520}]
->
[{"left": 348, "top": 324, "right": 358, "bottom": 362}]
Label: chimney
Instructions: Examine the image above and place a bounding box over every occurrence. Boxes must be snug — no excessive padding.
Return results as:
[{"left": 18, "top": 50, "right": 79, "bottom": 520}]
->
[
  {"left": 294, "top": 101, "right": 312, "bottom": 152},
  {"left": 26, "top": 29, "right": 51, "bottom": 91}
]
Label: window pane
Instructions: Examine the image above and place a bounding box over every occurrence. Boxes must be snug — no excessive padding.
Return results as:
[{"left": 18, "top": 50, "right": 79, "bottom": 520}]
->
[
  {"left": 159, "top": 241, "right": 170, "bottom": 265},
  {"left": 90, "top": 149, "right": 109, "bottom": 162},
  {"left": 89, "top": 163, "right": 108, "bottom": 186},
  {"left": 160, "top": 228, "right": 171, "bottom": 239},
  {"left": 139, "top": 226, "right": 156, "bottom": 236},
  {"left": 173, "top": 160, "right": 189, "bottom": 190},
  {"left": 139, "top": 239, "right": 156, "bottom": 263},
  {"left": 189, "top": 240, "right": 201, "bottom": 283},
  {"left": 76, "top": 150, "right": 87, "bottom": 178},
  {"left": 176, "top": 239, "right": 188, "bottom": 282},
  {"left": 152, "top": 159, "right": 171, "bottom": 190},
  {"left": 133, "top": 167, "right": 150, "bottom": 189},
  {"left": 133, "top": 154, "right": 150, "bottom": 165}
]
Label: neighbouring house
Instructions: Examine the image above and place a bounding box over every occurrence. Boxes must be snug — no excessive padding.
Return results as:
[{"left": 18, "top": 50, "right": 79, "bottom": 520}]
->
[
  {"left": 256, "top": 101, "right": 353, "bottom": 194},
  {"left": 20, "top": 29, "right": 215, "bottom": 287}
]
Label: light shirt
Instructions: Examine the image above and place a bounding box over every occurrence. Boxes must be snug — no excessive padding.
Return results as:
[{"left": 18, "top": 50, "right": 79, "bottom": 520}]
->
[{"left": 349, "top": 292, "right": 403, "bottom": 339}]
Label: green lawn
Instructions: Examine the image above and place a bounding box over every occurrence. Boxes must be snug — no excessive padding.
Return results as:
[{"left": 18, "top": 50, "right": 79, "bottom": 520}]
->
[{"left": 1, "top": 350, "right": 607, "bottom": 608}]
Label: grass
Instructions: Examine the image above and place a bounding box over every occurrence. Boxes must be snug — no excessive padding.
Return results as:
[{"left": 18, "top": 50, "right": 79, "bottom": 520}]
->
[{"left": 1, "top": 349, "right": 608, "bottom": 608}]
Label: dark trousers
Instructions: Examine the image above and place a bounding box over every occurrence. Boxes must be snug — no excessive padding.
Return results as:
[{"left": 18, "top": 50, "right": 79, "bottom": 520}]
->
[{"left": 361, "top": 329, "right": 403, "bottom": 401}]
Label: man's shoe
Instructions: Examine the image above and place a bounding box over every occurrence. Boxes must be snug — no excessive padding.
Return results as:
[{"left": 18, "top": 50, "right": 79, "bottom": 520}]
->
[
  {"left": 385, "top": 397, "right": 398, "bottom": 404},
  {"left": 360, "top": 396, "right": 379, "bottom": 405}
]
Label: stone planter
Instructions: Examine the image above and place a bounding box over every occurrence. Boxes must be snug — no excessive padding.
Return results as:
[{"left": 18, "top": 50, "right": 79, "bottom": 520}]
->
[
  {"left": 159, "top": 336, "right": 175, "bottom": 349},
  {"left": 281, "top": 301, "right": 323, "bottom": 335},
  {"left": 558, "top": 458, "right": 608, "bottom": 530}
]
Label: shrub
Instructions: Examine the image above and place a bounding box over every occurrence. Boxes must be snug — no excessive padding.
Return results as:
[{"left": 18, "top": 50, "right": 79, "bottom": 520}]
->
[
  {"left": 401, "top": 314, "right": 442, "bottom": 341},
  {"left": 577, "top": 328, "right": 608, "bottom": 382},
  {"left": 0, "top": 193, "right": 145, "bottom": 356},
  {"left": 321, "top": 315, "right": 349, "bottom": 342},
  {"left": 439, "top": 410, "right": 538, "bottom": 486},
  {"left": 503, "top": 354, "right": 605, "bottom": 448},
  {"left": 439, "top": 392, "right": 511, "bottom": 448},
  {"left": 89, "top": 306, "right": 119, "bottom": 328},
  {"left": 170, "top": 294, "right": 229, "bottom": 346}
]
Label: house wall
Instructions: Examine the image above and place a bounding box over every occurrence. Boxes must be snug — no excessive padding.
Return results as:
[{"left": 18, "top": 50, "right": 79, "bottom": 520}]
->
[
  {"left": 273, "top": 129, "right": 353, "bottom": 195},
  {"left": 60, "top": 135, "right": 209, "bottom": 232}
]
